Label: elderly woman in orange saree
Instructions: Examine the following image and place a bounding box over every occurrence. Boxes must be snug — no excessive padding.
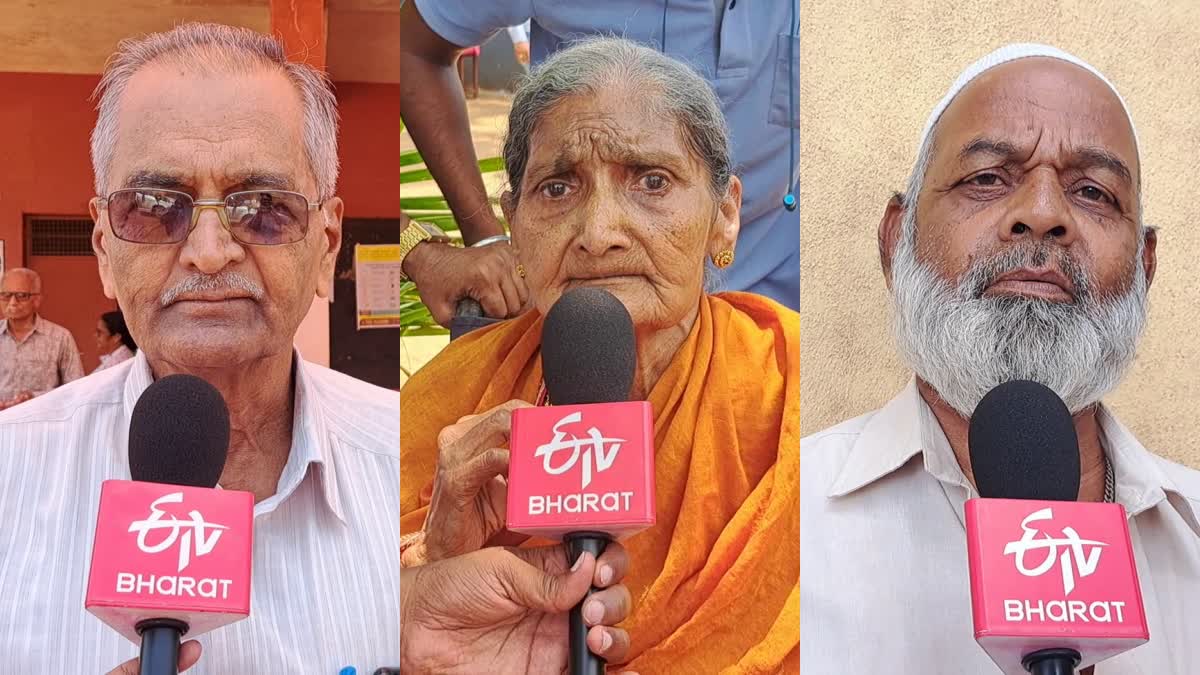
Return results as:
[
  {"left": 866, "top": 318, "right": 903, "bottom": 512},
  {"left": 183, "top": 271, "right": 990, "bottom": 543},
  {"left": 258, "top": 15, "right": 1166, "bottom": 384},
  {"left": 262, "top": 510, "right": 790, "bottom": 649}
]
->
[{"left": 400, "top": 37, "right": 798, "bottom": 674}]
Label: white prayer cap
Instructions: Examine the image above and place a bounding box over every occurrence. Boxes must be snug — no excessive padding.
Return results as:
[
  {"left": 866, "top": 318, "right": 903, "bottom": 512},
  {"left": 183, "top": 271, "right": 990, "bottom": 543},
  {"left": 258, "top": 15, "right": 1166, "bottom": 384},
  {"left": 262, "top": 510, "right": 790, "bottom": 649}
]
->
[{"left": 917, "top": 43, "right": 1139, "bottom": 155}]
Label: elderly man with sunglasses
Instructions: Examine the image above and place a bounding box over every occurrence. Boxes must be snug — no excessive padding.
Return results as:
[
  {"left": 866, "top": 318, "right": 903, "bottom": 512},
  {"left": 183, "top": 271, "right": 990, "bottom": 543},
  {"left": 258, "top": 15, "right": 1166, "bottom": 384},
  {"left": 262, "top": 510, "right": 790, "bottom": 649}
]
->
[
  {"left": 0, "top": 267, "right": 84, "bottom": 409},
  {"left": 0, "top": 24, "right": 399, "bottom": 671}
]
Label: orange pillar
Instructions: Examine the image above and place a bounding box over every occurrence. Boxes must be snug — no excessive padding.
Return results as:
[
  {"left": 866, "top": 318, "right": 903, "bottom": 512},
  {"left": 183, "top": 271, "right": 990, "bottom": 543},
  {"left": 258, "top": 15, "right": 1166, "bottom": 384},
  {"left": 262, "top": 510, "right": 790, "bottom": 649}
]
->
[{"left": 270, "top": 0, "right": 329, "bottom": 71}]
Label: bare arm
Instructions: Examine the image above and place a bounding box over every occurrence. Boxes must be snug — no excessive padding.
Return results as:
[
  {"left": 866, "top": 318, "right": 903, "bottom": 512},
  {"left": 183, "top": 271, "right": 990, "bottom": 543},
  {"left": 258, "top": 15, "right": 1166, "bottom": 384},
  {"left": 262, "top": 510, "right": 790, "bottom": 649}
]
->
[{"left": 399, "top": 0, "right": 504, "bottom": 245}]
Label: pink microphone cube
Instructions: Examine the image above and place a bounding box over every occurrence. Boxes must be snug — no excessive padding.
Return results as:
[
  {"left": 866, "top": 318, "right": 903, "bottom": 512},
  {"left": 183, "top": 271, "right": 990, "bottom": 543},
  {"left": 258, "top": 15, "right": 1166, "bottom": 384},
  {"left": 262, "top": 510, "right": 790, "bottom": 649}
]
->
[
  {"left": 965, "top": 498, "right": 1149, "bottom": 674},
  {"left": 507, "top": 401, "right": 656, "bottom": 540},
  {"left": 85, "top": 480, "right": 254, "bottom": 643}
]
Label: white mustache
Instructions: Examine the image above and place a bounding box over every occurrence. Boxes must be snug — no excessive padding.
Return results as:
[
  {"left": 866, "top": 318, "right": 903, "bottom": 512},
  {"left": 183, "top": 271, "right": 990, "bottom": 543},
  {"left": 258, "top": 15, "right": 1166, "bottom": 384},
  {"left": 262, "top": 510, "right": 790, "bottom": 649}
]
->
[{"left": 159, "top": 272, "right": 265, "bottom": 306}]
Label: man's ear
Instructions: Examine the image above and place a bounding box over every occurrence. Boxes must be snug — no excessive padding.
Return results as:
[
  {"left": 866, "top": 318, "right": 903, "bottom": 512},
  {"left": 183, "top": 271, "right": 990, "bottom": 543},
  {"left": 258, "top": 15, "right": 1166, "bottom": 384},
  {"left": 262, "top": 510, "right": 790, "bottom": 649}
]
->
[
  {"left": 90, "top": 200, "right": 118, "bottom": 300},
  {"left": 1142, "top": 226, "right": 1158, "bottom": 290},
  {"left": 315, "top": 197, "right": 345, "bottom": 300},
  {"left": 879, "top": 194, "right": 906, "bottom": 290}
]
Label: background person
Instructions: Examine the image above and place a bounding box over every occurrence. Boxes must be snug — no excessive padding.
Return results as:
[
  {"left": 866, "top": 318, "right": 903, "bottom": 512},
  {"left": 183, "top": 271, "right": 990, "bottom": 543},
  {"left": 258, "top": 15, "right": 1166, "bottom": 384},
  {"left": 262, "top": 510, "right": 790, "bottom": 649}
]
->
[
  {"left": 0, "top": 267, "right": 84, "bottom": 409},
  {"left": 93, "top": 309, "right": 136, "bottom": 372}
]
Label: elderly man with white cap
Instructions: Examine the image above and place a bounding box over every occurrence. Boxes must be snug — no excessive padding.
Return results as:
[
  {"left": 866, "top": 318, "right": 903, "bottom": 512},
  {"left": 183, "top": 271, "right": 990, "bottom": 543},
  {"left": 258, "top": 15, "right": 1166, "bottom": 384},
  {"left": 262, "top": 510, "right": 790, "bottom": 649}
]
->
[{"left": 800, "top": 44, "right": 1200, "bottom": 672}]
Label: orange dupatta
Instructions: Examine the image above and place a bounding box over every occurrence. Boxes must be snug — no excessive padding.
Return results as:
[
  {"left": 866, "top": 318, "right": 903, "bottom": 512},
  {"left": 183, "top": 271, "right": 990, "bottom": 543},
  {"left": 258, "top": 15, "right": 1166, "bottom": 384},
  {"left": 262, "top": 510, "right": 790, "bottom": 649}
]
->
[{"left": 401, "top": 292, "right": 799, "bottom": 673}]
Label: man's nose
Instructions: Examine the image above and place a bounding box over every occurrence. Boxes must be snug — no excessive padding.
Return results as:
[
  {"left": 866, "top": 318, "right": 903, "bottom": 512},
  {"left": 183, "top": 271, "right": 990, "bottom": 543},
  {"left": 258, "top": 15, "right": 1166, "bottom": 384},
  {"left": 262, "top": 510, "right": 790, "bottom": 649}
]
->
[
  {"left": 1000, "top": 169, "right": 1079, "bottom": 247},
  {"left": 178, "top": 206, "right": 245, "bottom": 274}
]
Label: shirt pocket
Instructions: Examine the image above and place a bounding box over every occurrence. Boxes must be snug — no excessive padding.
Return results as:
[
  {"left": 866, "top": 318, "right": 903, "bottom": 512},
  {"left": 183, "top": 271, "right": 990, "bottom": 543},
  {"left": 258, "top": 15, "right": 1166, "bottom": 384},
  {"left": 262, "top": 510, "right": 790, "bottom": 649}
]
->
[{"left": 768, "top": 33, "right": 799, "bottom": 128}]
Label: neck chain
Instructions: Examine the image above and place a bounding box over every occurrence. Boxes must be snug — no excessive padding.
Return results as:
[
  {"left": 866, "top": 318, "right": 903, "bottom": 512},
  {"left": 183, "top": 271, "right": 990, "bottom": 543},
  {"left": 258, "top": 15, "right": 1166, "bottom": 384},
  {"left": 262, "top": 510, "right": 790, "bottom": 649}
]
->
[{"left": 1103, "top": 452, "right": 1116, "bottom": 504}]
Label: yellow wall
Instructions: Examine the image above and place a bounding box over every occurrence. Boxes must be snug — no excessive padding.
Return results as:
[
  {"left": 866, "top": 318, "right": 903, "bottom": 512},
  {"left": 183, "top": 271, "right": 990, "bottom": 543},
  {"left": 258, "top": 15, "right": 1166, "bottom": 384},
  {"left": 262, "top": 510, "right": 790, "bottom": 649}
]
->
[{"left": 800, "top": 1, "right": 1200, "bottom": 469}]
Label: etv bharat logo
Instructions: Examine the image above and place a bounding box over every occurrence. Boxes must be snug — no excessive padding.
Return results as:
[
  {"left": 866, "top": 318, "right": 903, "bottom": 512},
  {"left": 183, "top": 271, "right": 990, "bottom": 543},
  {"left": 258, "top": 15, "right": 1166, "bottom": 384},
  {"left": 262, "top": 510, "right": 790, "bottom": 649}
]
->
[
  {"left": 1003, "top": 507, "right": 1108, "bottom": 595},
  {"left": 534, "top": 411, "right": 624, "bottom": 489},
  {"left": 127, "top": 492, "right": 229, "bottom": 572}
]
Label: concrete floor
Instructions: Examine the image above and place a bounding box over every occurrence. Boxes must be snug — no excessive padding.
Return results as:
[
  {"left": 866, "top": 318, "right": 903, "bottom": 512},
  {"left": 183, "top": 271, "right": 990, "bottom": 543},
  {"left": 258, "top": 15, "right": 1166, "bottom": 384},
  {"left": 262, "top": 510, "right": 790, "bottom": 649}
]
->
[{"left": 401, "top": 89, "right": 514, "bottom": 387}]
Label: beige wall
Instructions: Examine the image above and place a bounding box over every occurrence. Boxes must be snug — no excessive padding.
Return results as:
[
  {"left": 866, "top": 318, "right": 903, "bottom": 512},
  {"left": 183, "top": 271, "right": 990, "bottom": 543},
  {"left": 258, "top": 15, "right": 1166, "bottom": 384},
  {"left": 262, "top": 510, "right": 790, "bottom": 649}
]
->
[{"left": 800, "top": 1, "right": 1200, "bottom": 469}]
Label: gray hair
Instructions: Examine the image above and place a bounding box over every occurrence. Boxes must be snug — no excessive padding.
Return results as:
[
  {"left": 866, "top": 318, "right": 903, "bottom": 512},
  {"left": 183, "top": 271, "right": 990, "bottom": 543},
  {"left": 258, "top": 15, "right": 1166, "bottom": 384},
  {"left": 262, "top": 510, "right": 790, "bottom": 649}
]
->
[
  {"left": 502, "top": 37, "right": 732, "bottom": 202},
  {"left": 90, "top": 22, "right": 339, "bottom": 200},
  {"left": 2, "top": 268, "right": 42, "bottom": 293}
]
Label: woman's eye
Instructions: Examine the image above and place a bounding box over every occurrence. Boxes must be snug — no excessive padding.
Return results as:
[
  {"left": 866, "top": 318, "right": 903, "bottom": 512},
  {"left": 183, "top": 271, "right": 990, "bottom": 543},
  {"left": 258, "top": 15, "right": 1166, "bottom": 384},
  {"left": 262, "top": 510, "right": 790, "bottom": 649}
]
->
[
  {"left": 966, "top": 172, "right": 1003, "bottom": 187},
  {"left": 1077, "top": 185, "right": 1112, "bottom": 204},
  {"left": 640, "top": 174, "right": 669, "bottom": 191},
  {"left": 540, "top": 181, "right": 570, "bottom": 198}
]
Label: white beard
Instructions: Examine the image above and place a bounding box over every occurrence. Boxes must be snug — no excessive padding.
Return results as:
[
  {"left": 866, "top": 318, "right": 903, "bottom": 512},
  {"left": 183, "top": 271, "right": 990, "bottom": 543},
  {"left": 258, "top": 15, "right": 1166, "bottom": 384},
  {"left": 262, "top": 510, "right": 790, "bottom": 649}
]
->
[{"left": 889, "top": 209, "right": 1149, "bottom": 417}]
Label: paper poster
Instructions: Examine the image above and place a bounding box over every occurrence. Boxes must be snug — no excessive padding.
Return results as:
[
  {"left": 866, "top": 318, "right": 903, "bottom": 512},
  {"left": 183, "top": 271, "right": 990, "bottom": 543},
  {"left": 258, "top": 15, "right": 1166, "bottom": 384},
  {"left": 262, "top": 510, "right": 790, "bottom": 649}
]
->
[{"left": 354, "top": 243, "right": 402, "bottom": 329}]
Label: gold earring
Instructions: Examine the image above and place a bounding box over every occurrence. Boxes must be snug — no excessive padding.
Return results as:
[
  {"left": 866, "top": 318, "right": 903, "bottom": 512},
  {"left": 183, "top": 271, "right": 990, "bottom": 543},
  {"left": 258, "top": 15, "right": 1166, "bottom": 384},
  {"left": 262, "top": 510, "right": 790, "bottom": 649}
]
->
[
  {"left": 516, "top": 263, "right": 526, "bottom": 278},
  {"left": 712, "top": 249, "right": 734, "bottom": 269}
]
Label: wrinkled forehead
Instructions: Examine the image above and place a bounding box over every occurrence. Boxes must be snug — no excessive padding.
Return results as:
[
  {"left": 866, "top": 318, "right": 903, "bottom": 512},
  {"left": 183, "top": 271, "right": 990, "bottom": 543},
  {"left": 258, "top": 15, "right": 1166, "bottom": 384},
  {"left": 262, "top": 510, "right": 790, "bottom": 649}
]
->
[
  {"left": 107, "top": 61, "right": 309, "bottom": 192},
  {"left": 930, "top": 58, "right": 1139, "bottom": 184},
  {"left": 526, "top": 89, "right": 703, "bottom": 175}
]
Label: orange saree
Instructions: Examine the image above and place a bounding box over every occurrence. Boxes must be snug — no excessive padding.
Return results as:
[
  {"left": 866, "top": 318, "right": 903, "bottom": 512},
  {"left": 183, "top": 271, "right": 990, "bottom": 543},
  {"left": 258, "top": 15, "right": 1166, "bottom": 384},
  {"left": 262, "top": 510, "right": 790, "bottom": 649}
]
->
[{"left": 401, "top": 292, "right": 799, "bottom": 673}]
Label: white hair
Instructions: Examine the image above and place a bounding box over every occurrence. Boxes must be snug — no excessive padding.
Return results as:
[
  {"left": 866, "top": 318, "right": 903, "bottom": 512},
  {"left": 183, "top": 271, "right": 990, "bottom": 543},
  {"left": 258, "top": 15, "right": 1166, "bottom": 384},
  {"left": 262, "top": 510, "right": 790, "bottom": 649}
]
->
[
  {"left": 90, "top": 22, "right": 339, "bottom": 200},
  {"left": 2, "top": 268, "right": 42, "bottom": 294}
]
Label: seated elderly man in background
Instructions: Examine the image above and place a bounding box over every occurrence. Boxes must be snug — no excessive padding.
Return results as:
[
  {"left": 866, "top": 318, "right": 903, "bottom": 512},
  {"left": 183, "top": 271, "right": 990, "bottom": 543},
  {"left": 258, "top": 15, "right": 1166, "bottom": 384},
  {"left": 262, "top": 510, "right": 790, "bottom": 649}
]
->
[
  {"left": 0, "top": 267, "right": 84, "bottom": 409},
  {"left": 801, "top": 44, "right": 1200, "bottom": 673},
  {"left": 0, "top": 23, "right": 399, "bottom": 672},
  {"left": 401, "top": 38, "right": 799, "bottom": 673}
]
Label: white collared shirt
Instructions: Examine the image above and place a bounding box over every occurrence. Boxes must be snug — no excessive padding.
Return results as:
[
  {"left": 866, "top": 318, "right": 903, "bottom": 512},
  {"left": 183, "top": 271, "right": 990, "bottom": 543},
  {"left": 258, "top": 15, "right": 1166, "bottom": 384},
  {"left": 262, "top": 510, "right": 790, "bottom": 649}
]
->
[
  {"left": 0, "top": 350, "right": 399, "bottom": 673},
  {"left": 801, "top": 380, "right": 1200, "bottom": 674}
]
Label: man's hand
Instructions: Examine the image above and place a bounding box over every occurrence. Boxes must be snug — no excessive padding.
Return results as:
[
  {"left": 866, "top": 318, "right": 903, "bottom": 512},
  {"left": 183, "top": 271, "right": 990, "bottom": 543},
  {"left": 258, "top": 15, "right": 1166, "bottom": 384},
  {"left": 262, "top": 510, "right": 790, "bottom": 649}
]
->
[
  {"left": 404, "top": 243, "right": 528, "bottom": 327},
  {"left": 402, "top": 544, "right": 636, "bottom": 674},
  {"left": 422, "top": 400, "right": 534, "bottom": 562},
  {"left": 107, "top": 640, "right": 201, "bottom": 674},
  {"left": 513, "top": 41, "right": 531, "bottom": 65}
]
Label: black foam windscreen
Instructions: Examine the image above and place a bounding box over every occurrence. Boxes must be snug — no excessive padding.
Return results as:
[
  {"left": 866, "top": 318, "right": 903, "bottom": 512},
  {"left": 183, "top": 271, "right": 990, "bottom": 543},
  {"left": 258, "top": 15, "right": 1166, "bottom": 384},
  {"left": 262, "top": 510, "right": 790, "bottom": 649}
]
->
[
  {"left": 128, "top": 374, "right": 230, "bottom": 488},
  {"left": 541, "top": 287, "right": 636, "bottom": 404},
  {"left": 968, "top": 380, "right": 1080, "bottom": 501}
]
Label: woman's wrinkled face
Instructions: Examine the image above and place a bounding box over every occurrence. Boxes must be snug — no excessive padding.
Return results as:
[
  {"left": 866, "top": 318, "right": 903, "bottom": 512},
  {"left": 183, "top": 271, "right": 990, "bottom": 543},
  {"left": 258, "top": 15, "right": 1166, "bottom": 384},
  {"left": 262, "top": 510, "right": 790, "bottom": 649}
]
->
[{"left": 504, "top": 90, "right": 739, "bottom": 332}]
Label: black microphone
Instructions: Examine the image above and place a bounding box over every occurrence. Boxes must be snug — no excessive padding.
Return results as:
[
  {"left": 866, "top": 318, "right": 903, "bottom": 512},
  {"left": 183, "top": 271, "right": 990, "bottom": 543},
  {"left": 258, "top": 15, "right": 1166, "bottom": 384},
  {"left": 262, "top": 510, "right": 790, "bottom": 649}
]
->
[
  {"left": 969, "top": 380, "right": 1080, "bottom": 503},
  {"left": 128, "top": 374, "right": 230, "bottom": 675},
  {"left": 541, "top": 287, "right": 637, "bottom": 675}
]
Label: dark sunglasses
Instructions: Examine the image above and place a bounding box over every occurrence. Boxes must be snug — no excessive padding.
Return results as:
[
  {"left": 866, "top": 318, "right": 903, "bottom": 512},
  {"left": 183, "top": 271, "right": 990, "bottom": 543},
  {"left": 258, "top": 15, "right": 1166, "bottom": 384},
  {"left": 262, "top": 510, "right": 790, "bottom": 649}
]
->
[{"left": 94, "top": 188, "right": 321, "bottom": 246}]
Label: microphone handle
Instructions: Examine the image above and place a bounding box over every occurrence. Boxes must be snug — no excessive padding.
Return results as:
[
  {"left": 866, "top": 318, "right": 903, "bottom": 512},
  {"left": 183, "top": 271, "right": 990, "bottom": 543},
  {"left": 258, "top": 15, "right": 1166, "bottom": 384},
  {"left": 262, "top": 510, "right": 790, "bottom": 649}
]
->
[
  {"left": 136, "top": 618, "right": 188, "bottom": 675},
  {"left": 456, "top": 298, "right": 484, "bottom": 318},
  {"left": 1022, "top": 648, "right": 1081, "bottom": 675},
  {"left": 566, "top": 532, "right": 610, "bottom": 675}
]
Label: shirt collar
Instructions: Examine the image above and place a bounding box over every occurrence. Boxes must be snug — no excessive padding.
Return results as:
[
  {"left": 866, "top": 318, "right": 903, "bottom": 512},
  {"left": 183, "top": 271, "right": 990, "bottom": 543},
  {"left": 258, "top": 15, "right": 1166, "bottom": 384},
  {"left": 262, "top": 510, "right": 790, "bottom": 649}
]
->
[
  {"left": 829, "top": 378, "right": 1200, "bottom": 538},
  {"left": 120, "top": 349, "right": 346, "bottom": 524}
]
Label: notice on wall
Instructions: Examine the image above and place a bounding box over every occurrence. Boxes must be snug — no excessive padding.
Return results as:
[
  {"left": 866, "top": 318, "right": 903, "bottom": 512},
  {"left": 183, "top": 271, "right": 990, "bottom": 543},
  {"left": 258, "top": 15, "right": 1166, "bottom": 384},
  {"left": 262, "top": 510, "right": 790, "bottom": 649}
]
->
[{"left": 354, "top": 243, "right": 401, "bottom": 329}]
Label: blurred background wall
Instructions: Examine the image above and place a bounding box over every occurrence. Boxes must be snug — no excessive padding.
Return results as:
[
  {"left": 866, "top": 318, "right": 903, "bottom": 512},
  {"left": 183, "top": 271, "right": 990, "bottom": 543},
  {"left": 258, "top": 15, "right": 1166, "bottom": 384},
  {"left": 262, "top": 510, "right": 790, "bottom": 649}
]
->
[
  {"left": 800, "top": 0, "right": 1200, "bottom": 468},
  {"left": 0, "top": 0, "right": 399, "bottom": 378}
]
